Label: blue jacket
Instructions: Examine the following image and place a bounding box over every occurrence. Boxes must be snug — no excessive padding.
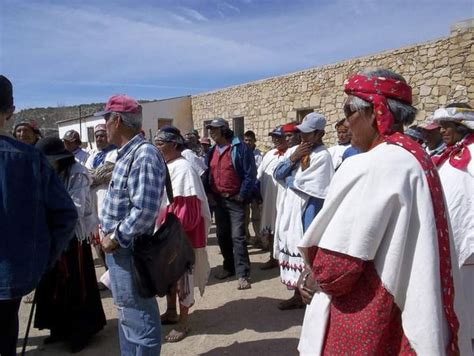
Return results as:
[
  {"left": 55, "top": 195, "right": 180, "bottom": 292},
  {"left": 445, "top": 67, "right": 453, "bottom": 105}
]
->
[
  {"left": 204, "top": 136, "right": 257, "bottom": 200},
  {"left": 0, "top": 135, "right": 78, "bottom": 299}
]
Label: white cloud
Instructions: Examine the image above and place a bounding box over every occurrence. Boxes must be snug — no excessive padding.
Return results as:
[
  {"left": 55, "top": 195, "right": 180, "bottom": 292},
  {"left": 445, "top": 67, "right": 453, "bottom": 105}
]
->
[{"left": 178, "top": 6, "right": 209, "bottom": 22}]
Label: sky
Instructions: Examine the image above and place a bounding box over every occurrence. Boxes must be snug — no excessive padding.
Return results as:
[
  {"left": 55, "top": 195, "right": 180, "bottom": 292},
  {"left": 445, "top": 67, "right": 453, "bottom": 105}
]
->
[{"left": 0, "top": 0, "right": 472, "bottom": 110}]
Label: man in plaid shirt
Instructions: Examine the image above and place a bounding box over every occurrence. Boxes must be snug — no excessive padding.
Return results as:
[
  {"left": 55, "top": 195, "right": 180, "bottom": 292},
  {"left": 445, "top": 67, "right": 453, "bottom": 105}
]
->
[{"left": 97, "top": 94, "right": 165, "bottom": 355}]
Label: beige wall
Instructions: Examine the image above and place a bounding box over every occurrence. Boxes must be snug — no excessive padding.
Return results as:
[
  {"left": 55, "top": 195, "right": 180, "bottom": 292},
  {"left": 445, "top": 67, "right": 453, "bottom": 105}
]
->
[
  {"left": 141, "top": 96, "right": 193, "bottom": 140},
  {"left": 191, "top": 20, "right": 474, "bottom": 149}
]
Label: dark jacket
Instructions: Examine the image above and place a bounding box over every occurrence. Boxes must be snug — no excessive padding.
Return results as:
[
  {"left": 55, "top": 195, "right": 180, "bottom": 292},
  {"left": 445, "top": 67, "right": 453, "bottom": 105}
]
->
[
  {"left": 204, "top": 136, "right": 257, "bottom": 200},
  {"left": 0, "top": 135, "right": 78, "bottom": 299}
]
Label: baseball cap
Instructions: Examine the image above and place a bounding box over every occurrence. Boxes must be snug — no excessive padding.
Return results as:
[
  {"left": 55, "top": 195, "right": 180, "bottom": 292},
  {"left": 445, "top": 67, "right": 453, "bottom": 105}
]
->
[
  {"left": 296, "top": 113, "right": 326, "bottom": 133},
  {"left": 268, "top": 126, "right": 284, "bottom": 137},
  {"left": 94, "top": 94, "right": 141, "bottom": 117},
  {"left": 200, "top": 137, "right": 211, "bottom": 145},
  {"left": 63, "top": 130, "right": 81, "bottom": 143},
  {"left": 205, "top": 118, "right": 229, "bottom": 129}
]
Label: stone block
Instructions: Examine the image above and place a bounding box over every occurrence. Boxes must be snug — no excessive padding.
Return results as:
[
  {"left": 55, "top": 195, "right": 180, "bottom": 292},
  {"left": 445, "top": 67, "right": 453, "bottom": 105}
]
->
[
  {"left": 310, "top": 95, "right": 321, "bottom": 107},
  {"left": 438, "top": 77, "right": 451, "bottom": 86},
  {"left": 449, "top": 57, "right": 464, "bottom": 66},
  {"left": 433, "top": 67, "right": 450, "bottom": 77},
  {"left": 335, "top": 73, "right": 344, "bottom": 86}
]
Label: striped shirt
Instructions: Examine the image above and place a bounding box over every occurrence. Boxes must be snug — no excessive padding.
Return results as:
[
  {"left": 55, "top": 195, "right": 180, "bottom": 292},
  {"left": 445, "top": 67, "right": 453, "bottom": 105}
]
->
[{"left": 101, "top": 134, "right": 166, "bottom": 248}]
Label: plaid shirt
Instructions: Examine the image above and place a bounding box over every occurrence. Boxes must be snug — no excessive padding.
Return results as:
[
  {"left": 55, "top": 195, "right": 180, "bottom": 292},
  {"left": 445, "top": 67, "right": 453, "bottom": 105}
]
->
[{"left": 101, "top": 134, "right": 165, "bottom": 248}]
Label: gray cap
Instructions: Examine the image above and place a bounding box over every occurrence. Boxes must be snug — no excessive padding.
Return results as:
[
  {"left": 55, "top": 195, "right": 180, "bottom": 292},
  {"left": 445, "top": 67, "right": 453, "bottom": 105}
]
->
[
  {"left": 296, "top": 112, "right": 326, "bottom": 133},
  {"left": 206, "top": 118, "right": 229, "bottom": 129}
]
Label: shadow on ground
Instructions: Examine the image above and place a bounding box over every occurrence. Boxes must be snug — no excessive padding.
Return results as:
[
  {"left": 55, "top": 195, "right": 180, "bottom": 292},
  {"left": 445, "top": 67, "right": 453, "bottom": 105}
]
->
[
  {"left": 184, "top": 296, "right": 305, "bottom": 336},
  {"left": 19, "top": 318, "right": 120, "bottom": 355},
  {"left": 199, "top": 337, "right": 299, "bottom": 355},
  {"left": 207, "top": 259, "right": 280, "bottom": 287}
]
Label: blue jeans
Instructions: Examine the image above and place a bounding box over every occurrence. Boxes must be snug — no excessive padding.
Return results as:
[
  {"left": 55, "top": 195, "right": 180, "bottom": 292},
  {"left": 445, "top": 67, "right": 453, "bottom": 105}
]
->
[
  {"left": 106, "top": 248, "right": 161, "bottom": 356},
  {"left": 214, "top": 196, "right": 251, "bottom": 278}
]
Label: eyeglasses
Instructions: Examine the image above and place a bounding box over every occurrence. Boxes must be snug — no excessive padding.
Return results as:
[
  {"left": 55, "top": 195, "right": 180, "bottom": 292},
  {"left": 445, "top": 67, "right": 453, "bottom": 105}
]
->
[
  {"left": 104, "top": 112, "right": 117, "bottom": 122},
  {"left": 343, "top": 104, "right": 357, "bottom": 119}
]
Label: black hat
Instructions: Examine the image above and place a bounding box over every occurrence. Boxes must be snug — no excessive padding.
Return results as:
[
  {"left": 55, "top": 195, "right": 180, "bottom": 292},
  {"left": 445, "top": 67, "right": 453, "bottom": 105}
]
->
[
  {"left": 205, "top": 118, "right": 229, "bottom": 129},
  {"left": 36, "top": 137, "right": 74, "bottom": 163}
]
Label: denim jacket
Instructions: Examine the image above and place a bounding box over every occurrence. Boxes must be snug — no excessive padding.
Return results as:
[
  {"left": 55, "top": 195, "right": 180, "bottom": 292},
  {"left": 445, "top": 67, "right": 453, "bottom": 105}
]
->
[
  {"left": 0, "top": 135, "right": 78, "bottom": 299},
  {"left": 204, "top": 136, "right": 257, "bottom": 200}
]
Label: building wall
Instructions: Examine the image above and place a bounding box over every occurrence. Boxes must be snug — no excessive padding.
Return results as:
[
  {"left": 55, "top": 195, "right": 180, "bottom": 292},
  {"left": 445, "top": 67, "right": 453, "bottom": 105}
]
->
[
  {"left": 191, "top": 21, "right": 474, "bottom": 150},
  {"left": 57, "top": 96, "right": 193, "bottom": 148},
  {"left": 141, "top": 96, "right": 193, "bottom": 140},
  {"left": 58, "top": 116, "right": 104, "bottom": 150}
]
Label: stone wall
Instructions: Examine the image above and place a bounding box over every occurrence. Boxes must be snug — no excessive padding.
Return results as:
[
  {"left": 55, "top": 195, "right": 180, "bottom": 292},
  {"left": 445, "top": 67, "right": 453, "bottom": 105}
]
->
[{"left": 191, "top": 20, "right": 474, "bottom": 149}]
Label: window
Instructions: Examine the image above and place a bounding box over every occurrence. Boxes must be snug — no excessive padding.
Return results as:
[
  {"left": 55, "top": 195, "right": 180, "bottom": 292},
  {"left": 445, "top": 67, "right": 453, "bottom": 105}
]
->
[
  {"left": 233, "top": 117, "right": 245, "bottom": 139},
  {"left": 296, "top": 109, "right": 314, "bottom": 123},
  {"left": 203, "top": 120, "right": 212, "bottom": 137},
  {"left": 157, "top": 118, "right": 173, "bottom": 129}
]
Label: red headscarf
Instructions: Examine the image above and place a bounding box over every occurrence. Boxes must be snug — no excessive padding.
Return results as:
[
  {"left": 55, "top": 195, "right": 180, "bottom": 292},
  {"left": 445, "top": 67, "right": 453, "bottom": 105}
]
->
[
  {"left": 344, "top": 74, "right": 412, "bottom": 135},
  {"left": 344, "top": 73, "right": 460, "bottom": 353}
]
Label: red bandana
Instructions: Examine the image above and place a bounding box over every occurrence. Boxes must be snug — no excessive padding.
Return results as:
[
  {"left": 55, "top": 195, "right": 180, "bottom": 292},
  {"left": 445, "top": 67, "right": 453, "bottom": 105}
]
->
[
  {"left": 432, "top": 133, "right": 474, "bottom": 170},
  {"left": 282, "top": 123, "right": 298, "bottom": 133},
  {"left": 344, "top": 74, "right": 412, "bottom": 135},
  {"left": 274, "top": 148, "right": 286, "bottom": 157},
  {"left": 346, "top": 74, "right": 459, "bottom": 353}
]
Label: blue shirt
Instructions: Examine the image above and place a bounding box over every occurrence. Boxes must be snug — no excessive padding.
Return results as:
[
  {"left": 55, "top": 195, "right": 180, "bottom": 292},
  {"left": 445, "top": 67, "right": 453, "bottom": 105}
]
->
[
  {"left": 0, "top": 135, "right": 78, "bottom": 299},
  {"left": 101, "top": 134, "right": 166, "bottom": 248}
]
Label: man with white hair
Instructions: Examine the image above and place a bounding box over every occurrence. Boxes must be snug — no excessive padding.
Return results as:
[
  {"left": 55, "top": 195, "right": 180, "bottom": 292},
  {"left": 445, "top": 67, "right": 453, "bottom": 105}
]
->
[
  {"left": 273, "top": 112, "right": 333, "bottom": 310},
  {"left": 432, "top": 102, "right": 474, "bottom": 340},
  {"left": 97, "top": 94, "right": 166, "bottom": 355},
  {"left": 297, "top": 70, "right": 470, "bottom": 355}
]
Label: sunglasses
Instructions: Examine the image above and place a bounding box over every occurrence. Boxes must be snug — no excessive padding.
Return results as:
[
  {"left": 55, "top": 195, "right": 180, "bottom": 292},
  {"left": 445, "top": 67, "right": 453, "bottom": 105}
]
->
[{"left": 343, "top": 104, "right": 357, "bottom": 119}]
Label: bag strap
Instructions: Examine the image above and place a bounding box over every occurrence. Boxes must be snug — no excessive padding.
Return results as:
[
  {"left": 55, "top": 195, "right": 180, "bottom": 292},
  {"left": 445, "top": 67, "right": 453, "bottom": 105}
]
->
[
  {"left": 164, "top": 165, "right": 174, "bottom": 204},
  {"left": 126, "top": 140, "right": 174, "bottom": 204}
]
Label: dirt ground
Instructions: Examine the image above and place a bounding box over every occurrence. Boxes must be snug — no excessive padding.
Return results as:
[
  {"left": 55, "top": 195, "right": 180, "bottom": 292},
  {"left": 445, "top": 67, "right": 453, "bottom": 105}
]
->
[{"left": 17, "top": 225, "right": 305, "bottom": 355}]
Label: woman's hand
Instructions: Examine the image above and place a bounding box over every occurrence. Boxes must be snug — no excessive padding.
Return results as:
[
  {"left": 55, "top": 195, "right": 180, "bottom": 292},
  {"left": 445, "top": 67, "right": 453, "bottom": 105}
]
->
[{"left": 297, "top": 266, "right": 318, "bottom": 304}]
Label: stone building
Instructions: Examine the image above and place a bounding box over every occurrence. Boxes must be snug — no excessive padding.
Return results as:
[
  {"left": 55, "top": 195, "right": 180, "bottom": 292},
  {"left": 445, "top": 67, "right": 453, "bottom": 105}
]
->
[{"left": 191, "top": 19, "right": 474, "bottom": 149}]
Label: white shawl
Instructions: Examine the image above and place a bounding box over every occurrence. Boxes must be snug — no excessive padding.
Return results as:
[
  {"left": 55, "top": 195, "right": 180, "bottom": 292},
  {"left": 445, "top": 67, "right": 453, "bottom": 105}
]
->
[
  {"left": 298, "top": 143, "right": 470, "bottom": 356},
  {"left": 257, "top": 148, "right": 285, "bottom": 233},
  {"left": 438, "top": 143, "right": 474, "bottom": 267},
  {"left": 273, "top": 145, "right": 333, "bottom": 260},
  {"left": 167, "top": 157, "right": 210, "bottom": 296}
]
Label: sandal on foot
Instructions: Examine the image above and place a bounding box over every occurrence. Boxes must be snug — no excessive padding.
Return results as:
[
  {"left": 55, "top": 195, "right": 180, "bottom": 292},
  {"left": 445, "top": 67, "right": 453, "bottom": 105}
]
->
[
  {"left": 165, "top": 327, "right": 190, "bottom": 343},
  {"left": 237, "top": 277, "right": 251, "bottom": 290}
]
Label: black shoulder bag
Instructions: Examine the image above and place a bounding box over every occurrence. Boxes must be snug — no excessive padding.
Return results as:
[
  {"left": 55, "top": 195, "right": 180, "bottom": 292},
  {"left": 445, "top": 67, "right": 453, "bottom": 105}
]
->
[{"left": 127, "top": 143, "right": 195, "bottom": 298}]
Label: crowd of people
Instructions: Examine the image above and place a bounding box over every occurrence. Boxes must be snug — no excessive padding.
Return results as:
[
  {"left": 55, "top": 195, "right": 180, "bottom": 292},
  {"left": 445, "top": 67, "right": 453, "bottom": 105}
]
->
[{"left": 1, "top": 67, "right": 473, "bottom": 355}]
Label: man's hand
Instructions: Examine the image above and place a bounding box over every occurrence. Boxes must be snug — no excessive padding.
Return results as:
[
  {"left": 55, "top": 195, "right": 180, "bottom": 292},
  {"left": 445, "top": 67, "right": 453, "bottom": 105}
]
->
[
  {"left": 101, "top": 233, "right": 119, "bottom": 253},
  {"left": 297, "top": 267, "right": 318, "bottom": 304},
  {"left": 290, "top": 143, "right": 313, "bottom": 163}
]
